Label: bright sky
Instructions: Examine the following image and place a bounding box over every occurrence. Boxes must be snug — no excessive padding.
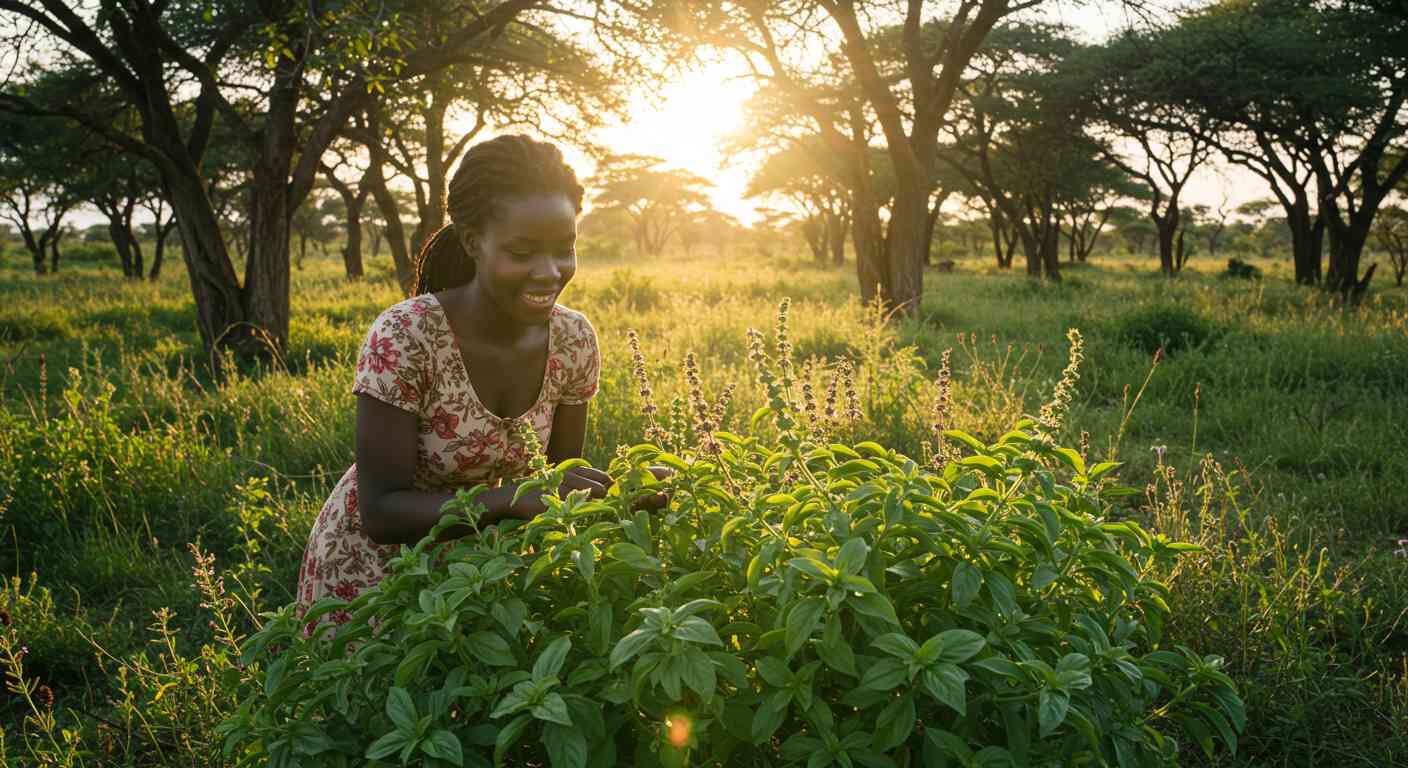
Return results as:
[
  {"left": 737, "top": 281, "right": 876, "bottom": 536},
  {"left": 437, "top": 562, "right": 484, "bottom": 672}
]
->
[
  {"left": 559, "top": 61, "right": 760, "bottom": 224},
  {"left": 542, "top": 1, "right": 1264, "bottom": 223}
]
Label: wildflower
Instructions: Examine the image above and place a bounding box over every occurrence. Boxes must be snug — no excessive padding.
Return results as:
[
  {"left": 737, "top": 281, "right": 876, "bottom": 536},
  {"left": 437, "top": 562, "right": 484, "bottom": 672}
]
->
[
  {"left": 627, "top": 330, "right": 657, "bottom": 419},
  {"left": 36, "top": 684, "right": 53, "bottom": 710},
  {"left": 1038, "top": 328, "right": 1084, "bottom": 436},
  {"left": 1151, "top": 444, "right": 1168, "bottom": 464},
  {"left": 841, "top": 359, "right": 861, "bottom": 422},
  {"left": 930, "top": 349, "right": 954, "bottom": 467}
]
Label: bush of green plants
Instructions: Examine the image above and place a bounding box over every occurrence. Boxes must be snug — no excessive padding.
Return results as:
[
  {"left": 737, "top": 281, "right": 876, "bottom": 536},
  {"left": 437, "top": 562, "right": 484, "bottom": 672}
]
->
[
  {"left": 1109, "top": 304, "right": 1222, "bottom": 357},
  {"left": 221, "top": 315, "right": 1242, "bottom": 768}
]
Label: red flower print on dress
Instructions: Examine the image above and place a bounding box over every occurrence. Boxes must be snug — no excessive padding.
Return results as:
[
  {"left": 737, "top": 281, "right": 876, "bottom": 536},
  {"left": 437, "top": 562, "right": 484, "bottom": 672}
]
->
[
  {"left": 546, "top": 355, "right": 565, "bottom": 382},
  {"left": 332, "top": 580, "right": 359, "bottom": 600},
  {"left": 430, "top": 406, "right": 461, "bottom": 439},
  {"left": 398, "top": 378, "right": 419, "bottom": 405},
  {"left": 364, "top": 331, "right": 400, "bottom": 374}
]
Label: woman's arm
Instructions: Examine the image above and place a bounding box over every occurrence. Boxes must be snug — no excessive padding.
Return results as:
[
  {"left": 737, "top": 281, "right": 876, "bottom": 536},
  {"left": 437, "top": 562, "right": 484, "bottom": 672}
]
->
[{"left": 355, "top": 396, "right": 609, "bottom": 545}]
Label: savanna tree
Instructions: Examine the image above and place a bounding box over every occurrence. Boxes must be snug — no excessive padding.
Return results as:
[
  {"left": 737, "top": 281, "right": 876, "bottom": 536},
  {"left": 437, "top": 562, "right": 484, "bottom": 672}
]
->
[
  {"left": 591, "top": 154, "right": 714, "bottom": 257},
  {"left": 678, "top": 0, "right": 1062, "bottom": 314},
  {"left": 1158, "top": 0, "right": 1408, "bottom": 295},
  {"left": 0, "top": 0, "right": 542, "bottom": 363}
]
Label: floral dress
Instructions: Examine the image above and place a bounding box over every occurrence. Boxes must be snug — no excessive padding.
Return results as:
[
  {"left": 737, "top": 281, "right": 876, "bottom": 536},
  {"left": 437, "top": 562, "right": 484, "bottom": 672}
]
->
[{"left": 295, "top": 294, "right": 600, "bottom": 627}]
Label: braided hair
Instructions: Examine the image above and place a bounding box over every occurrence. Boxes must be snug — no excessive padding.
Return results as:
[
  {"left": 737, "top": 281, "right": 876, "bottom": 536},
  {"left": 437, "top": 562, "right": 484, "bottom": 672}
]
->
[{"left": 412, "top": 135, "right": 585, "bottom": 295}]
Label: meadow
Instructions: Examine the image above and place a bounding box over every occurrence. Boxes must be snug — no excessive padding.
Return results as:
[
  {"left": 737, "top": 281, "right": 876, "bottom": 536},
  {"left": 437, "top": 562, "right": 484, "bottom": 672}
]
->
[{"left": 1, "top": 243, "right": 1407, "bottom": 766}]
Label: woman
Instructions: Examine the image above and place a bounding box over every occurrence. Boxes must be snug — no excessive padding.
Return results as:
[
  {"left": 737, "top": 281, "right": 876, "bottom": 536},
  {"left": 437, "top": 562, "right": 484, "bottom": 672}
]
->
[{"left": 295, "top": 135, "right": 613, "bottom": 625}]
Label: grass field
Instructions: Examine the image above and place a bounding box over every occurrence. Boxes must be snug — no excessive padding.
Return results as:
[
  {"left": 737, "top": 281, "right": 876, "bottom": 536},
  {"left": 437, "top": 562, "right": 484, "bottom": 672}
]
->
[{"left": 1, "top": 244, "right": 1406, "bottom": 766}]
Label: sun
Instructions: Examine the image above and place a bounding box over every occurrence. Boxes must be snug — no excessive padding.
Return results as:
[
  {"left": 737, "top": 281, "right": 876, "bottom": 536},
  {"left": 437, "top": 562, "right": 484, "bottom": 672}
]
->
[{"left": 586, "top": 62, "right": 760, "bottom": 223}]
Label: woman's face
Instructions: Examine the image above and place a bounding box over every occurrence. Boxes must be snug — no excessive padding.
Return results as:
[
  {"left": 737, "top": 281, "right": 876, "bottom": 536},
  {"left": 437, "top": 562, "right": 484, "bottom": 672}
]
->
[{"left": 463, "top": 193, "right": 578, "bottom": 325}]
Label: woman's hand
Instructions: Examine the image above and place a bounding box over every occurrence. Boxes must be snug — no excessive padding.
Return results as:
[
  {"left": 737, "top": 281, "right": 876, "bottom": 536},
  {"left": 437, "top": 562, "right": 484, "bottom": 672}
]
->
[
  {"left": 503, "top": 466, "right": 611, "bottom": 521},
  {"left": 631, "top": 465, "right": 674, "bottom": 512},
  {"left": 560, "top": 466, "right": 612, "bottom": 499}
]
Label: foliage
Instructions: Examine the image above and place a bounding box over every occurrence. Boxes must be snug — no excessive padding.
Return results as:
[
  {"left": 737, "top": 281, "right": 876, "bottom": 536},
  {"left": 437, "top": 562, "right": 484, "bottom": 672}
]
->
[
  {"left": 2, "top": 256, "right": 1406, "bottom": 767},
  {"left": 1110, "top": 305, "right": 1221, "bottom": 357},
  {"left": 1222, "top": 259, "right": 1262, "bottom": 281},
  {"left": 591, "top": 154, "right": 715, "bottom": 257},
  {"left": 223, "top": 312, "right": 1241, "bottom": 768}
]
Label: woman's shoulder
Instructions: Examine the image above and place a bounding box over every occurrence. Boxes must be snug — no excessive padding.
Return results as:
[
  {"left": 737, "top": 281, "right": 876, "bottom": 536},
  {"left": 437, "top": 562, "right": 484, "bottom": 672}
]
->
[
  {"left": 550, "top": 303, "right": 595, "bottom": 335},
  {"left": 369, "top": 294, "right": 441, "bottom": 333}
]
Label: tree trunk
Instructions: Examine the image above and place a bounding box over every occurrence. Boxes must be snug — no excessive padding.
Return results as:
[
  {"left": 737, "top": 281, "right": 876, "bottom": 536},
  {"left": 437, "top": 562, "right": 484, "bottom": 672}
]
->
[
  {"left": 109, "top": 217, "right": 136, "bottom": 277},
  {"left": 882, "top": 173, "right": 928, "bottom": 315},
  {"left": 241, "top": 72, "right": 299, "bottom": 359},
  {"left": 342, "top": 186, "right": 368, "bottom": 279},
  {"left": 150, "top": 218, "right": 175, "bottom": 280},
  {"left": 47, "top": 227, "right": 62, "bottom": 273},
  {"left": 827, "top": 210, "right": 846, "bottom": 266}
]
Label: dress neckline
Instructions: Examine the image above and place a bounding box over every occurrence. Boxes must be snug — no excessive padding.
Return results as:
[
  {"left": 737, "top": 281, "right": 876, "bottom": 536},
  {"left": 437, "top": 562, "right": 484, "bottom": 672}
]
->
[{"left": 424, "top": 293, "right": 553, "bottom": 423}]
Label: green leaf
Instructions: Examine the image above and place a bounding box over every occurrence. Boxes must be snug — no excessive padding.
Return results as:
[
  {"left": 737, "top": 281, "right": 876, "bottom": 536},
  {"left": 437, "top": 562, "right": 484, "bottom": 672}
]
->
[
  {"left": 673, "top": 598, "right": 724, "bottom": 619},
  {"left": 610, "top": 627, "right": 656, "bottom": 670},
  {"left": 934, "top": 629, "right": 986, "bottom": 665},
  {"left": 1088, "top": 461, "right": 1121, "bottom": 480},
  {"left": 1038, "top": 689, "right": 1070, "bottom": 736},
  {"left": 872, "top": 632, "right": 919, "bottom": 660},
  {"left": 860, "top": 658, "right": 908, "bottom": 691},
  {"left": 1050, "top": 447, "right": 1086, "bottom": 476},
  {"left": 534, "top": 637, "right": 572, "bottom": 681},
  {"left": 958, "top": 455, "right": 1004, "bottom": 477},
  {"left": 820, "top": 616, "right": 857, "bottom": 677},
  {"left": 366, "top": 730, "right": 411, "bottom": 760},
  {"left": 941, "top": 429, "right": 987, "bottom": 453},
  {"left": 871, "top": 694, "right": 916, "bottom": 752},
  {"left": 494, "top": 714, "right": 531, "bottom": 766},
  {"left": 1055, "top": 653, "right": 1092, "bottom": 690},
  {"left": 543, "top": 721, "right": 588, "bottom": 768},
  {"left": 385, "top": 687, "right": 417, "bottom": 732},
  {"left": 533, "top": 692, "right": 573, "bottom": 726},
  {"left": 951, "top": 561, "right": 983, "bottom": 608},
  {"left": 849, "top": 593, "right": 900, "bottom": 626},
  {"left": 788, "top": 557, "right": 838, "bottom": 581},
  {"left": 492, "top": 599, "right": 528, "bottom": 637},
  {"left": 751, "top": 696, "right": 788, "bottom": 744},
  {"left": 756, "top": 657, "right": 791, "bottom": 687},
  {"left": 466, "top": 631, "right": 517, "bottom": 667},
  {"left": 672, "top": 616, "right": 724, "bottom": 646},
  {"left": 786, "top": 597, "right": 827, "bottom": 656},
  {"left": 834, "top": 538, "right": 869, "bottom": 576},
  {"left": 972, "top": 655, "right": 1023, "bottom": 682},
  {"left": 422, "top": 729, "right": 464, "bottom": 767},
  {"left": 923, "top": 664, "right": 969, "bottom": 716}
]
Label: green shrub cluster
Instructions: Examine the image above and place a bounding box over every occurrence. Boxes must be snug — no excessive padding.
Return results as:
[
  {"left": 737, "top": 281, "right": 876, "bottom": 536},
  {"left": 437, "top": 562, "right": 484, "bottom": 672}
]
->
[
  {"left": 1109, "top": 305, "right": 1222, "bottom": 357},
  {"left": 222, "top": 317, "right": 1242, "bottom": 768}
]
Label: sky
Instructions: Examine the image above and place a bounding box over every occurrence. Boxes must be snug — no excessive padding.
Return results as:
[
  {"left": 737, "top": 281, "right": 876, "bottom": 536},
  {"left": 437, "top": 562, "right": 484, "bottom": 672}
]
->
[{"left": 514, "top": 0, "right": 1265, "bottom": 225}]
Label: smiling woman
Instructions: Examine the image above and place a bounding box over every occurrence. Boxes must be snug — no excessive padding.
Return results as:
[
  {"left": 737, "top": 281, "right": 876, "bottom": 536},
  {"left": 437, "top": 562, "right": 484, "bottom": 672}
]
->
[{"left": 294, "top": 135, "right": 613, "bottom": 633}]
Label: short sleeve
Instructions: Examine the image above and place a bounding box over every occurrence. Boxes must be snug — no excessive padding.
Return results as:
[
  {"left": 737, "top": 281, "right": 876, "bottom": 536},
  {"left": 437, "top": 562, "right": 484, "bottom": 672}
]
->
[
  {"left": 352, "top": 303, "right": 427, "bottom": 415},
  {"left": 558, "top": 312, "right": 600, "bottom": 406}
]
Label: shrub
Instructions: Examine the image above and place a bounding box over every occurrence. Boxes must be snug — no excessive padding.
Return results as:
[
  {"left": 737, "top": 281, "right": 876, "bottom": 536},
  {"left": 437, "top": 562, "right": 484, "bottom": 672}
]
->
[
  {"left": 1223, "top": 259, "right": 1262, "bottom": 280},
  {"left": 223, "top": 312, "right": 1242, "bottom": 768},
  {"left": 1111, "top": 305, "right": 1221, "bottom": 357},
  {"left": 61, "top": 242, "right": 119, "bottom": 264},
  {"left": 597, "top": 268, "right": 661, "bottom": 311}
]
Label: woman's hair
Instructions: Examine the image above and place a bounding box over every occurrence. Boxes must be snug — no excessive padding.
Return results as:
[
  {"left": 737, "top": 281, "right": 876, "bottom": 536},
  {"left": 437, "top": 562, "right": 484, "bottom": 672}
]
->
[{"left": 412, "top": 134, "right": 584, "bottom": 295}]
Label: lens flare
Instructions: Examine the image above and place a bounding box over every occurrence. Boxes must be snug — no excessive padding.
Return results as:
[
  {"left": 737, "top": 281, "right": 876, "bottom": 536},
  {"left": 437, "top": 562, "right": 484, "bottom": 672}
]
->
[{"left": 666, "top": 713, "right": 692, "bottom": 748}]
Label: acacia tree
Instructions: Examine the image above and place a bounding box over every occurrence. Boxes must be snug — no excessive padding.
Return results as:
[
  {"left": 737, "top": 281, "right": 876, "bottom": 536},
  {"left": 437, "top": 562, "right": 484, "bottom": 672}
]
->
[
  {"left": 1070, "top": 30, "right": 1214, "bottom": 277},
  {"left": 0, "top": 0, "right": 540, "bottom": 363},
  {"left": 1158, "top": 0, "right": 1408, "bottom": 295},
  {"left": 744, "top": 139, "right": 851, "bottom": 265},
  {"left": 0, "top": 104, "right": 85, "bottom": 274},
  {"left": 591, "top": 154, "right": 714, "bottom": 257},
  {"left": 1374, "top": 205, "right": 1408, "bottom": 287},
  {"left": 681, "top": 0, "right": 1050, "bottom": 313}
]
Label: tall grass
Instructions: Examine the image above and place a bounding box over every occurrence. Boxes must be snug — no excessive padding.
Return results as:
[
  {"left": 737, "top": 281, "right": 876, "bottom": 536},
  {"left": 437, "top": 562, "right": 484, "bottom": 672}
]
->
[{"left": 1, "top": 249, "right": 1406, "bottom": 766}]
